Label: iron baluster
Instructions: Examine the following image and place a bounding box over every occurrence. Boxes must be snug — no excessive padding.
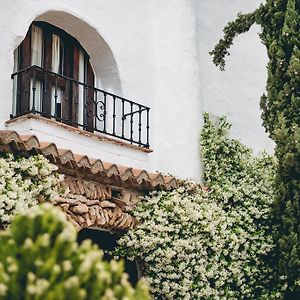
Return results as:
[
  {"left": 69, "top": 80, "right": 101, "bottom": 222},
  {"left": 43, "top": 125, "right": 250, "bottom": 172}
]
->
[
  {"left": 94, "top": 90, "right": 98, "bottom": 131},
  {"left": 31, "top": 69, "right": 36, "bottom": 112},
  {"left": 61, "top": 88, "right": 65, "bottom": 121},
  {"left": 84, "top": 84, "right": 88, "bottom": 128},
  {"left": 24, "top": 69, "right": 30, "bottom": 113},
  {"left": 121, "top": 99, "right": 125, "bottom": 138},
  {"left": 16, "top": 73, "right": 22, "bottom": 115},
  {"left": 103, "top": 92, "right": 107, "bottom": 133},
  {"left": 54, "top": 75, "right": 58, "bottom": 117},
  {"left": 43, "top": 72, "right": 47, "bottom": 115},
  {"left": 146, "top": 108, "right": 150, "bottom": 148},
  {"left": 138, "top": 105, "right": 142, "bottom": 145},
  {"left": 130, "top": 102, "right": 133, "bottom": 144},
  {"left": 65, "top": 79, "right": 69, "bottom": 123},
  {"left": 112, "top": 95, "right": 116, "bottom": 135},
  {"left": 74, "top": 81, "right": 79, "bottom": 126}
]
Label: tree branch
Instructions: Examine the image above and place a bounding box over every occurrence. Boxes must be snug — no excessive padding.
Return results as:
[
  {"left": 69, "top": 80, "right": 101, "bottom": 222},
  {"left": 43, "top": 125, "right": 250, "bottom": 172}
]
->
[{"left": 209, "top": 7, "right": 264, "bottom": 70}]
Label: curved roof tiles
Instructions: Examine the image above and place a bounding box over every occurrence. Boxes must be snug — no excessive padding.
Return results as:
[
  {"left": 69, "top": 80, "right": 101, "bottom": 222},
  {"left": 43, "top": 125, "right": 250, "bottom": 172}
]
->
[{"left": 0, "top": 130, "right": 177, "bottom": 191}]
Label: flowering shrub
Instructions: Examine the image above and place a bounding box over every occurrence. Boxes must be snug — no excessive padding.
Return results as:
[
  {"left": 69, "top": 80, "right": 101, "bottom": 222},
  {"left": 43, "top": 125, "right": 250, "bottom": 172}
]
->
[
  {"left": 116, "top": 114, "right": 285, "bottom": 299},
  {"left": 0, "top": 204, "right": 150, "bottom": 300},
  {"left": 201, "top": 113, "right": 286, "bottom": 298},
  {"left": 0, "top": 154, "right": 63, "bottom": 228}
]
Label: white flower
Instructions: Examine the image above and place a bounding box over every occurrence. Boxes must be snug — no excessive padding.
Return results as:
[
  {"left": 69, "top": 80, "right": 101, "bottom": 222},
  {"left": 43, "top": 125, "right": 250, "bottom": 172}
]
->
[
  {"left": 0, "top": 154, "right": 63, "bottom": 228},
  {"left": 115, "top": 115, "right": 279, "bottom": 299}
]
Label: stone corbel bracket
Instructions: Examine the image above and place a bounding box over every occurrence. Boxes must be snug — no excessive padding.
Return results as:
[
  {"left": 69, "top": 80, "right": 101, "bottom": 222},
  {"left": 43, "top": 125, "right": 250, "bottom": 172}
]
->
[{"left": 54, "top": 175, "right": 138, "bottom": 231}]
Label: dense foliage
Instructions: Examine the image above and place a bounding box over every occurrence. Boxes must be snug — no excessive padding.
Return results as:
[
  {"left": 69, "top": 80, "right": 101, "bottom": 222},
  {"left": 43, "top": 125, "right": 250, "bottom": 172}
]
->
[
  {"left": 201, "top": 113, "right": 285, "bottom": 298},
  {"left": 210, "top": 1, "right": 300, "bottom": 297},
  {"left": 0, "top": 204, "right": 150, "bottom": 300},
  {"left": 116, "top": 115, "right": 282, "bottom": 299},
  {"left": 0, "top": 154, "right": 62, "bottom": 229}
]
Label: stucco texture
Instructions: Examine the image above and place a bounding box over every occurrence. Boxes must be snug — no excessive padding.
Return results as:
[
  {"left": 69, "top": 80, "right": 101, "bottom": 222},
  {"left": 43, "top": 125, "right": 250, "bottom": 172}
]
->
[{"left": 0, "top": 0, "right": 272, "bottom": 182}]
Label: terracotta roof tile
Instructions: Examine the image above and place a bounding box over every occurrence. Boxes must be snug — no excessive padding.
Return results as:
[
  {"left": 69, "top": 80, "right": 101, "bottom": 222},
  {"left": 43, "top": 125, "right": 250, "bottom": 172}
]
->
[{"left": 0, "top": 130, "right": 177, "bottom": 190}]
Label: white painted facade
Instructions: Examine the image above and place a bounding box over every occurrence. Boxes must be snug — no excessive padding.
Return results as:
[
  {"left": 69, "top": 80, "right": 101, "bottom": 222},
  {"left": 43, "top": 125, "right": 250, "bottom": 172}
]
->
[{"left": 0, "top": 0, "right": 271, "bottom": 182}]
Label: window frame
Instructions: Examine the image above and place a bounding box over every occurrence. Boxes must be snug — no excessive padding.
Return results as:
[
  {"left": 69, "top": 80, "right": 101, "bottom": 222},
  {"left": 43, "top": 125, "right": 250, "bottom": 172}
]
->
[{"left": 14, "top": 21, "right": 95, "bottom": 126}]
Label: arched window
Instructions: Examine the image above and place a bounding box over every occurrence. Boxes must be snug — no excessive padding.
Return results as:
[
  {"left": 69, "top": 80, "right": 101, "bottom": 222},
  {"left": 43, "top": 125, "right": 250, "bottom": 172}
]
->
[
  {"left": 11, "top": 21, "right": 150, "bottom": 148},
  {"left": 13, "top": 21, "right": 95, "bottom": 129}
]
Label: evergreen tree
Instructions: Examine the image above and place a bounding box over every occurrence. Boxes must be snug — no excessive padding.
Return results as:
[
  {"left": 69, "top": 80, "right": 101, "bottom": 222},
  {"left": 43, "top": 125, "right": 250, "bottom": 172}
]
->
[{"left": 210, "top": 1, "right": 300, "bottom": 298}]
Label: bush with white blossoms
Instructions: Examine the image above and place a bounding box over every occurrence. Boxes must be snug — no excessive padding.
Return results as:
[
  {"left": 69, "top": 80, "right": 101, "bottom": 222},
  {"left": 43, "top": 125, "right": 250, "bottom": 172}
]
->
[
  {"left": 0, "top": 154, "right": 63, "bottom": 228},
  {"left": 116, "top": 114, "right": 286, "bottom": 299},
  {"left": 200, "top": 113, "right": 286, "bottom": 298}
]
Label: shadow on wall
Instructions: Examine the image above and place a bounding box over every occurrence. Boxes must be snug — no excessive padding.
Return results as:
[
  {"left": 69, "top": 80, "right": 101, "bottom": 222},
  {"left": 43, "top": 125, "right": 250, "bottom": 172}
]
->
[{"left": 34, "top": 10, "right": 122, "bottom": 94}]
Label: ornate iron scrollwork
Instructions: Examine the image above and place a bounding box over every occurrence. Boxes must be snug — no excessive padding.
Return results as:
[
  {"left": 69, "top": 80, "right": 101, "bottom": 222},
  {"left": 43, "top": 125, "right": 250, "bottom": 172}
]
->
[{"left": 95, "top": 100, "right": 106, "bottom": 122}]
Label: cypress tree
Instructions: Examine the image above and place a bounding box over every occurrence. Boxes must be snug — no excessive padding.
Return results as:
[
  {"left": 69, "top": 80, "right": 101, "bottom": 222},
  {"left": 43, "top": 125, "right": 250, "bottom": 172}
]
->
[{"left": 210, "top": 1, "right": 300, "bottom": 298}]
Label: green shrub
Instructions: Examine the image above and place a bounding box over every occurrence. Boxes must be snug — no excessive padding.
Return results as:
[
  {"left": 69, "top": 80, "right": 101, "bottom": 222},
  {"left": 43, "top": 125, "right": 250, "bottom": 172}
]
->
[{"left": 0, "top": 204, "right": 150, "bottom": 300}]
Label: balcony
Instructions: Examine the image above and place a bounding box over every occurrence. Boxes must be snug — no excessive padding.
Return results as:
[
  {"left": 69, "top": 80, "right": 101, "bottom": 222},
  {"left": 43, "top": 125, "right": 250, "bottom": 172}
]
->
[{"left": 11, "top": 65, "right": 150, "bottom": 148}]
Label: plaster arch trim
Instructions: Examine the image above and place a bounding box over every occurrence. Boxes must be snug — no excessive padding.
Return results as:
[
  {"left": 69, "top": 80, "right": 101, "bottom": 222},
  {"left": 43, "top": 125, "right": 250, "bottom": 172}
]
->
[{"left": 12, "top": 9, "right": 122, "bottom": 94}]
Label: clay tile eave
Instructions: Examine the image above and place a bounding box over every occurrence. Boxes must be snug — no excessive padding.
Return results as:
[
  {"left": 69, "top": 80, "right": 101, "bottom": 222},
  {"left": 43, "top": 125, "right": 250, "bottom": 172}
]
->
[
  {"left": 39, "top": 141, "right": 52, "bottom": 148},
  {"left": 0, "top": 130, "right": 22, "bottom": 143},
  {"left": 0, "top": 130, "right": 177, "bottom": 190},
  {"left": 120, "top": 168, "right": 134, "bottom": 181},
  {"left": 105, "top": 165, "right": 120, "bottom": 177},
  {"left": 20, "top": 134, "right": 40, "bottom": 147},
  {"left": 42, "top": 143, "right": 60, "bottom": 157},
  {"left": 164, "top": 176, "right": 178, "bottom": 185},
  {"left": 58, "top": 149, "right": 75, "bottom": 164},
  {"left": 147, "top": 172, "right": 162, "bottom": 181},
  {"left": 130, "top": 168, "right": 142, "bottom": 177},
  {"left": 90, "top": 160, "right": 105, "bottom": 174},
  {"left": 102, "top": 161, "right": 114, "bottom": 170},
  {"left": 76, "top": 155, "right": 93, "bottom": 168},
  {"left": 151, "top": 176, "right": 166, "bottom": 189},
  {"left": 166, "top": 178, "right": 177, "bottom": 190},
  {"left": 136, "top": 170, "right": 150, "bottom": 184}
]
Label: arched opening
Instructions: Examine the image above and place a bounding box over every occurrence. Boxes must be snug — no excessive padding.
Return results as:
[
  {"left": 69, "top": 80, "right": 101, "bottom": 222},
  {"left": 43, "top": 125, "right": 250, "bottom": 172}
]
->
[
  {"left": 10, "top": 11, "right": 150, "bottom": 148},
  {"left": 13, "top": 21, "right": 95, "bottom": 128},
  {"left": 77, "top": 228, "right": 140, "bottom": 286},
  {"left": 34, "top": 10, "right": 121, "bottom": 93}
]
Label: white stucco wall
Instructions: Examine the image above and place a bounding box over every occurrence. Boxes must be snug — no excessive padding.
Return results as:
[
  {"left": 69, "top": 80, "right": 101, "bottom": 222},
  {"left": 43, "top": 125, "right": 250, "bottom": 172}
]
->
[
  {"left": 150, "top": 0, "right": 202, "bottom": 181},
  {"left": 0, "top": 0, "right": 272, "bottom": 182},
  {"left": 6, "top": 117, "right": 150, "bottom": 169},
  {"left": 196, "top": 0, "right": 274, "bottom": 154}
]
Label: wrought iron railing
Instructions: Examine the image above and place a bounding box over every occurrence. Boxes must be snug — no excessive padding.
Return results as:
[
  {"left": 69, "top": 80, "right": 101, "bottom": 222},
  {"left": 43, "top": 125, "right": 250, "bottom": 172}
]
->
[{"left": 11, "top": 65, "right": 150, "bottom": 148}]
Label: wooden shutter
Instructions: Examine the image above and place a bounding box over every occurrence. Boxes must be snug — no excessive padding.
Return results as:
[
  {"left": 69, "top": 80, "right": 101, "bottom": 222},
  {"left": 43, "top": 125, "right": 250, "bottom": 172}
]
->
[
  {"left": 72, "top": 46, "right": 79, "bottom": 123},
  {"left": 42, "top": 30, "right": 52, "bottom": 115},
  {"left": 86, "top": 60, "right": 95, "bottom": 132},
  {"left": 19, "top": 27, "right": 31, "bottom": 114},
  {"left": 61, "top": 39, "right": 72, "bottom": 121}
]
